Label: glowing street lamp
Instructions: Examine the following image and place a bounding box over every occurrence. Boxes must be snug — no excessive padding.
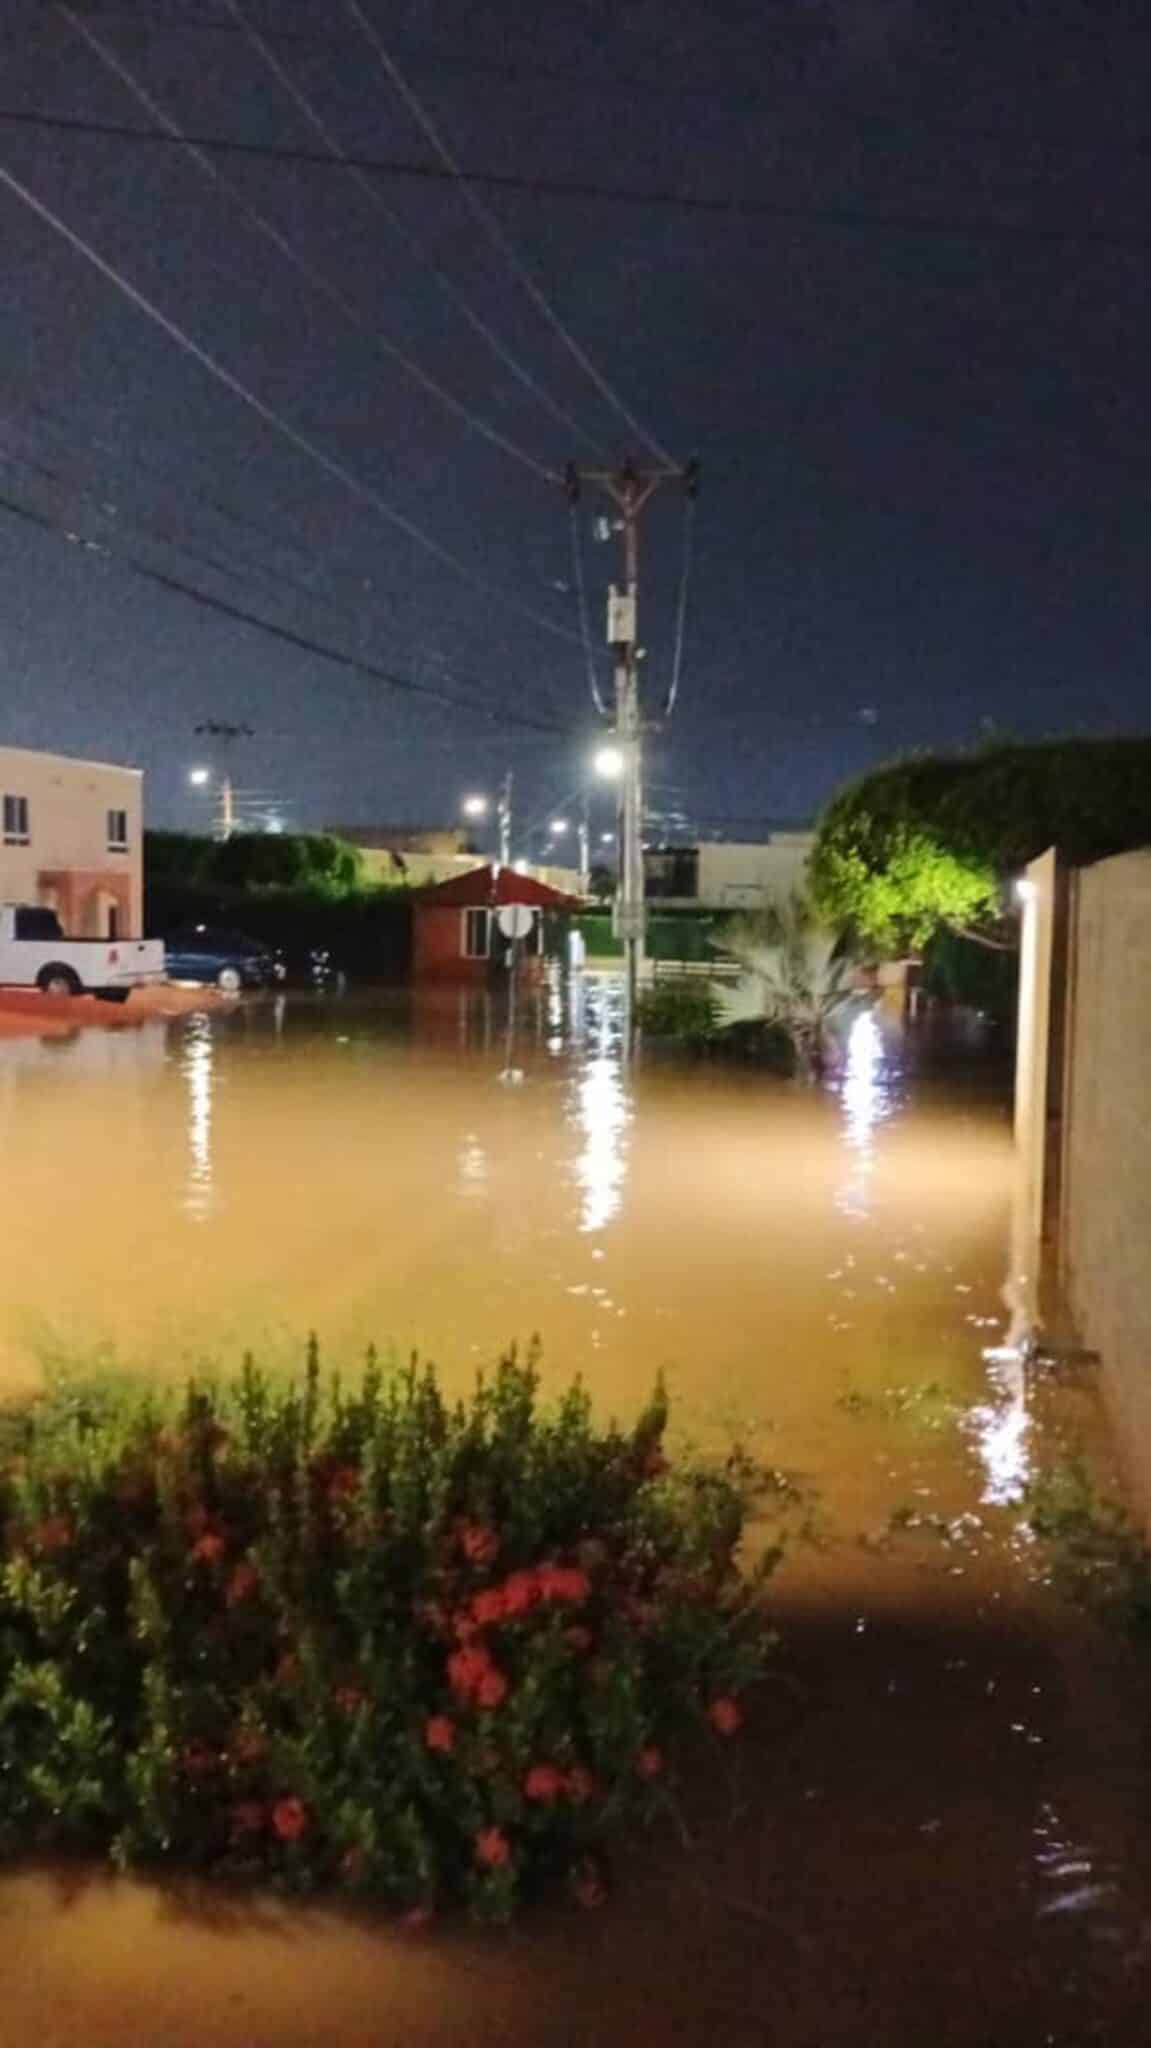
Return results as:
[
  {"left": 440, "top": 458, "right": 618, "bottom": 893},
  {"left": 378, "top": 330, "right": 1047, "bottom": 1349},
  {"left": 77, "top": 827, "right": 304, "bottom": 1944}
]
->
[
  {"left": 549, "top": 818, "right": 570, "bottom": 836},
  {"left": 461, "top": 793, "right": 488, "bottom": 820},
  {"left": 594, "top": 745, "right": 625, "bottom": 781},
  {"left": 188, "top": 766, "right": 211, "bottom": 787}
]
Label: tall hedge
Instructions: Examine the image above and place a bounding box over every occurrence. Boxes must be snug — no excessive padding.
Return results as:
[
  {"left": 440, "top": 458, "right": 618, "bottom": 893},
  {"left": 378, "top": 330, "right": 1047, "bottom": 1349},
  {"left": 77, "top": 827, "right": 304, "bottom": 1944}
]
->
[{"left": 810, "top": 738, "right": 1151, "bottom": 953}]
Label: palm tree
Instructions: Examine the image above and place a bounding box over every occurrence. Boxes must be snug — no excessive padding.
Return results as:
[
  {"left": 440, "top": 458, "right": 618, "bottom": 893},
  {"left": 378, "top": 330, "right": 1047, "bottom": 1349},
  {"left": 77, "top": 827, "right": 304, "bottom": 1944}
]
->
[{"left": 717, "top": 893, "right": 863, "bottom": 1076}]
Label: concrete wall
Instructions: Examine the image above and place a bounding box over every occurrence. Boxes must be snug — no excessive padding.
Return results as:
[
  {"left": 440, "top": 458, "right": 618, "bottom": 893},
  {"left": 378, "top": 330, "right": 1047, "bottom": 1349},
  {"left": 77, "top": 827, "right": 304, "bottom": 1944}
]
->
[
  {"left": 1057, "top": 850, "right": 1151, "bottom": 1514},
  {"left": 0, "top": 746, "right": 143, "bottom": 934},
  {"left": 694, "top": 836, "right": 814, "bottom": 909}
]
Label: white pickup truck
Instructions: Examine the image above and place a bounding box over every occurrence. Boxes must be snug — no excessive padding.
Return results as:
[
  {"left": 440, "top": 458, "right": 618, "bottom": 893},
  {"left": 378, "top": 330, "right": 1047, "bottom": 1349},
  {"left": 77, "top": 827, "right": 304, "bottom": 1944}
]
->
[{"left": 0, "top": 904, "right": 166, "bottom": 1001}]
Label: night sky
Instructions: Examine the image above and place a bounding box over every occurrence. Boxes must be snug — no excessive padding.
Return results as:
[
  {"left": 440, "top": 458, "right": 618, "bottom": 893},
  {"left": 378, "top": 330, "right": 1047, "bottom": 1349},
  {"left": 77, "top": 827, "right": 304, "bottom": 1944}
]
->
[{"left": 0, "top": 0, "right": 1147, "bottom": 850}]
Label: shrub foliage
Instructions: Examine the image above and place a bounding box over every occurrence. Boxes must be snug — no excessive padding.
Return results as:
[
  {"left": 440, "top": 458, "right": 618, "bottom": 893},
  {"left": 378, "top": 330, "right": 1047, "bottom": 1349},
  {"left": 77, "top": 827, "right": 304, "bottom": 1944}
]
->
[{"left": 0, "top": 1350, "right": 777, "bottom": 1920}]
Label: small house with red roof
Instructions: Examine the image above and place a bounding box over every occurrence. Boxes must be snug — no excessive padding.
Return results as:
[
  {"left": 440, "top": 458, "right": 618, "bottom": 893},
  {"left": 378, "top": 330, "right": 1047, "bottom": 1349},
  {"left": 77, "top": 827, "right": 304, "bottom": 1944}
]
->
[{"left": 412, "top": 865, "right": 581, "bottom": 984}]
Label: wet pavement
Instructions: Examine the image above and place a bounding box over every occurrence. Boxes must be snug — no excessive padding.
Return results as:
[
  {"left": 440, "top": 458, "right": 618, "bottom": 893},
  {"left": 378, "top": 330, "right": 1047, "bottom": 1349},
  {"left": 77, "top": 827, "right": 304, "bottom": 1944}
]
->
[{"left": 0, "top": 980, "right": 1147, "bottom": 2043}]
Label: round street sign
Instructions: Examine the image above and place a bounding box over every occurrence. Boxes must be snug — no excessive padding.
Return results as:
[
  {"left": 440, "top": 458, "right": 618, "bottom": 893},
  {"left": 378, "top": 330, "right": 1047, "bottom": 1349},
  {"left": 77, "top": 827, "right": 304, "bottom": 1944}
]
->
[{"left": 497, "top": 903, "right": 535, "bottom": 941}]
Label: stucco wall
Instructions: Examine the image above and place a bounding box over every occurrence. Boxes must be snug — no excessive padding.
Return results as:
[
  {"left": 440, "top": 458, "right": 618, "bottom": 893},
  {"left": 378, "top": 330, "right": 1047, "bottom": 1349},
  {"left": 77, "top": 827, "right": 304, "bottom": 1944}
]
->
[
  {"left": 695, "top": 836, "right": 814, "bottom": 909},
  {"left": 0, "top": 747, "right": 143, "bottom": 933},
  {"left": 1059, "top": 850, "right": 1151, "bottom": 1515}
]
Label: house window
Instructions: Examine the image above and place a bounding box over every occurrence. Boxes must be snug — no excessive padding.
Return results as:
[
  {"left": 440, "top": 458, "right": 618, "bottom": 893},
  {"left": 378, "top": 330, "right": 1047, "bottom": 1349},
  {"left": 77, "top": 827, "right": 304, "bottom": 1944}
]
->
[
  {"left": 463, "top": 907, "right": 490, "bottom": 959},
  {"left": 2, "top": 794, "right": 29, "bottom": 845},
  {"left": 107, "top": 808, "right": 129, "bottom": 851}
]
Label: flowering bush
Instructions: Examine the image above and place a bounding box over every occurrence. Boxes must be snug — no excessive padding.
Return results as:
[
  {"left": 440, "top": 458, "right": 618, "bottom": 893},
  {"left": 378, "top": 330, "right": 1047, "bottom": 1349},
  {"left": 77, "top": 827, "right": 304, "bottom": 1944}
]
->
[{"left": 0, "top": 1347, "right": 778, "bottom": 1921}]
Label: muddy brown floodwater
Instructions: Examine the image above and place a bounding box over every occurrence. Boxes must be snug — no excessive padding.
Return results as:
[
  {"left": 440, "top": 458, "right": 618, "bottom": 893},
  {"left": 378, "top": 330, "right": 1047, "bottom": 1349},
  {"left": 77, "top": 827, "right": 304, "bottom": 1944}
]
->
[{"left": 1, "top": 980, "right": 1149, "bottom": 2045}]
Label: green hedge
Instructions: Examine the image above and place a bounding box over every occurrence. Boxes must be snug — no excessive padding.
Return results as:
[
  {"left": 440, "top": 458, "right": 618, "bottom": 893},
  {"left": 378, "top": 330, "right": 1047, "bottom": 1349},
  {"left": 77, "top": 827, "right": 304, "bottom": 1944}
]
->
[{"left": 0, "top": 1351, "right": 778, "bottom": 1921}]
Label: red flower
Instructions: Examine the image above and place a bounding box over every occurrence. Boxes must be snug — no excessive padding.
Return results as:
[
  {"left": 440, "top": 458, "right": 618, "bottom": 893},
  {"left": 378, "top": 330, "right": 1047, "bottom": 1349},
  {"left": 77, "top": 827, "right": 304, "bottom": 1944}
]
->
[
  {"left": 31, "top": 1515, "right": 72, "bottom": 1553},
  {"left": 333, "top": 1685, "right": 366, "bottom": 1717},
  {"left": 232, "top": 1726, "right": 267, "bottom": 1765},
  {"left": 524, "top": 1762, "right": 564, "bottom": 1804},
  {"left": 327, "top": 1464, "right": 361, "bottom": 1503},
  {"left": 564, "top": 1765, "right": 596, "bottom": 1807},
  {"left": 225, "top": 1561, "right": 260, "bottom": 1607},
  {"left": 501, "top": 1569, "right": 539, "bottom": 1618},
  {"left": 424, "top": 1714, "right": 456, "bottom": 1754},
  {"left": 460, "top": 1522, "right": 500, "bottom": 1567},
  {"left": 471, "top": 1587, "right": 507, "bottom": 1628},
  {"left": 476, "top": 1667, "right": 508, "bottom": 1711},
  {"left": 230, "top": 1800, "right": 265, "bottom": 1838},
  {"left": 190, "top": 1531, "right": 226, "bottom": 1567},
  {"left": 708, "top": 1696, "right": 742, "bottom": 1736},
  {"left": 447, "top": 1645, "right": 493, "bottom": 1698},
  {"left": 564, "top": 1625, "right": 594, "bottom": 1654},
  {"left": 474, "top": 1825, "right": 511, "bottom": 1870},
  {"left": 271, "top": 1796, "right": 308, "bottom": 1842},
  {"left": 636, "top": 1745, "right": 664, "bottom": 1780},
  {"left": 536, "top": 1564, "right": 590, "bottom": 1604}
]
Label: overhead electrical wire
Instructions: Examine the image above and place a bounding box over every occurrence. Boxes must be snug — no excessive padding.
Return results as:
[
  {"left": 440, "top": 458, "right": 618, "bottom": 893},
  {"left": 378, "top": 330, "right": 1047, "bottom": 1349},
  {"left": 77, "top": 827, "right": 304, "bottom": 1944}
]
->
[
  {"left": 0, "top": 479, "right": 570, "bottom": 736},
  {"left": 218, "top": 0, "right": 603, "bottom": 460},
  {"left": 60, "top": 5, "right": 557, "bottom": 485},
  {"left": 337, "top": 0, "right": 677, "bottom": 462},
  {"left": 0, "top": 382, "right": 578, "bottom": 720},
  {"left": 567, "top": 499, "right": 607, "bottom": 719},
  {"left": 0, "top": 156, "right": 583, "bottom": 646},
  {"left": 3, "top": 101, "right": 1147, "bottom": 250},
  {"left": 663, "top": 493, "right": 696, "bottom": 719}
]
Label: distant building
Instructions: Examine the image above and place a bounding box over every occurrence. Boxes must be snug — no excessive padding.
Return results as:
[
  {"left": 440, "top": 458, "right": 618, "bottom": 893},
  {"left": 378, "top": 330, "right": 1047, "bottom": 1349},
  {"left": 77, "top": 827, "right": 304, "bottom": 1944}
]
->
[
  {"left": 644, "top": 833, "right": 814, "bottom": 911},
  {"left": 328, "top": 823, "right": 581, "bottom": 899},
  {"left": 0, "top": 744, "right": 144, "bottom": 937},
  {"left": 325, "top": 823, "right": 479, "bottom": 890},
  {"left": 412, "top": 865, "right": 580, "bottom": 984}
]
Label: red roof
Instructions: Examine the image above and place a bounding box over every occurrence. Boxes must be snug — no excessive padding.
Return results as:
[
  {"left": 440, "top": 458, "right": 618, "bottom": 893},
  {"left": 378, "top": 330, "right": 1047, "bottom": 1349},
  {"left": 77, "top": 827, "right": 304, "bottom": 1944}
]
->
[{"left": 415, "top": 864, "right": 581, "bottom": 910}]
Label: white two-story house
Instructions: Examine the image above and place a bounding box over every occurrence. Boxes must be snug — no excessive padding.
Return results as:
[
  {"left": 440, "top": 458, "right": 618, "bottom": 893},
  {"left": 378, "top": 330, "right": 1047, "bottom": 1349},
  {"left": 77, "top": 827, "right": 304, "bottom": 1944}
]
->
[{"left": 0, "top": 745, "right": 144, "bottom": 938}]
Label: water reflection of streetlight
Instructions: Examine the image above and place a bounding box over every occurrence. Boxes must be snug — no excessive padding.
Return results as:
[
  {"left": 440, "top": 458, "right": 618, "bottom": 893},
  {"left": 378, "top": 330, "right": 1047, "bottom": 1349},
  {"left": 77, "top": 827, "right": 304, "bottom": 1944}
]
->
[
  {"left": 835, "top": 1010, "right": 891, "bottom": 1220},
  {"left": 183, "top": 1013, "right": 215, "bottom": 1220},
  {"left": 571, "top": 978, "right": 630, "bottom": 1232}
]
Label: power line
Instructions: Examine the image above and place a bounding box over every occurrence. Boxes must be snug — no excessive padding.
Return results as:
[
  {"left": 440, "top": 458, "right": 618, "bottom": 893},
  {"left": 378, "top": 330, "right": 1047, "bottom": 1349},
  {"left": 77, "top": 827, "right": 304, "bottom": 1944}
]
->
[
  {"left": 51, "top": 4, "right": 1151, "bottom": 146},
  {"left": 219, "top": 0, "right": 603, "bottom": 458},
  {"left": 568, "top": 498, "right": 607, "bottom": 718},
  {"left": 0, "top": 479, "right": 570, "bottom": 735},
  {"left": 663, "top": 492, "right": 696, "bottom": 719},
  {"left": 0, "top": 379, "right": 579, "bottom": 720},
  {"left": 60, "top": 5, "right": 557, "bottom": 484},
  {"left": 3, "top": 100, "right": 1148, "bottom": 249},
  {"left": 0, "top": 155, "right": 582, "bottom": 646},
  {"left": 337, "top": 0, "right": 675, "bottom": 463}
]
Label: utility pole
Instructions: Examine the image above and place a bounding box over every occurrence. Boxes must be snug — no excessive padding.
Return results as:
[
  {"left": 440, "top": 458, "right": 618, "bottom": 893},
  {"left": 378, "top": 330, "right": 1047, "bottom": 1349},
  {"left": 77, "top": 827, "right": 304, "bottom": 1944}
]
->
[
  {"left": 193, "top": 720, "right": 253, "bottom": 843},
  {"left": 564, "top": 459, "right": 698, "bottom": 1016},
  {"left": 496, "top": 768, "right": 513, "bottom": 873},
  {"left": 577, "top": 793, "right": 590, "bottom": 899}
]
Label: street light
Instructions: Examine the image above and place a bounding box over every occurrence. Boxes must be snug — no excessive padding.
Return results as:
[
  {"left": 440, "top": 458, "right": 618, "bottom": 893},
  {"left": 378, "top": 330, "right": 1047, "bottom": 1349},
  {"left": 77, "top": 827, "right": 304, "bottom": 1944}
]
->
[
  {"left": 549, "top": 818, "right": 570, "bottom": 835},
  {"left": 594, "top": 745, "right": 625, "bottom": 781},
  {"left": 461, "top": 794, "right": 488, "bottom": 819},
  {"left": 600, "top": 831, "right": 615, "bottom": 845},
  {"left": 188, "top": 766, "right": 211, "bottom": 787}
]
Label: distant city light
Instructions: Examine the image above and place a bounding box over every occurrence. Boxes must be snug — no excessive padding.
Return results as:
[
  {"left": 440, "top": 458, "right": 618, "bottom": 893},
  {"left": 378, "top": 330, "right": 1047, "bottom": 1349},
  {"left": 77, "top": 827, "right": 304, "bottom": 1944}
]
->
[{"left": 594, "top": 745, "right": 625, "bottom": 780}]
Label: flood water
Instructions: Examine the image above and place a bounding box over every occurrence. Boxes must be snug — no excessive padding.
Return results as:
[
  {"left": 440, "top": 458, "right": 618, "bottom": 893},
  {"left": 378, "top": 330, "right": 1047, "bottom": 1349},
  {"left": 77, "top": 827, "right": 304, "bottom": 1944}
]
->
[{"left": 1, "top": 979, "right": 1149, "bottom": 2044}]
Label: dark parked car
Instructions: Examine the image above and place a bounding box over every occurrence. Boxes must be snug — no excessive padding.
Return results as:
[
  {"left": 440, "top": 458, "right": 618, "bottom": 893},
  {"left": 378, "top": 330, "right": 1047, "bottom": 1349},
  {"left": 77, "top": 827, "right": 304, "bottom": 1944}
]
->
[{"left": 163, "top": 926, "right": 286, "bottom": 994}]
